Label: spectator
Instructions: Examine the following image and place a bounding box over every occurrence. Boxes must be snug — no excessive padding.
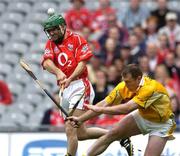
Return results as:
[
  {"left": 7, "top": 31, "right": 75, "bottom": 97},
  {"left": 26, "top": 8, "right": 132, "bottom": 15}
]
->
[
  {"left": 106, "top": 65, "right": 120, "bottom": 87},
  {"left": 41, "top": 91, "right": 64, "bottom": 131},
  {"left": 175, "top": 42, "right": 180, "bottom": 68},
  {"left": 132, "top": 24, "right": 147, "bottom": 51},
  {"left": 81, "top": 26, "right": 101, "bottom": 54},
  {"left": 144, "top": 16, "right": 159, "bottom": 43},
  {"left": 164, "top": 53, "right": 180, "bottom": 78},
  {"left": 151, "top": 0, "right": 180, "bottom": 30},
  {"left": 91, "top": 0, "right": 116, "bottom": 33},
  {"left": 0, "top": 80, "right": 13, "bottom": 105},
  {"left": 128, "top": 33, "right": 145, "bottom": 63},
  {"left": 87, "top": 54, "right": 106, "bottom": 84},
  {"left": 65, "top": 0, "right": 91, "bottom": 32},
  {"left": 158, "top": 12, "right": 180, "bottom": 52},
  {"left": 100, "top": 25, "right": 129, "bottom": 45},
  {"left": 164, "top": 53, "right": 180, "bottom": 99},
  {"left": 86, "top": 69, "right": 113, "bottom": 126},
  {"left": 118, "top": 0, "right": 150, "bottom": 30},
  {"left": 99, "top": 26, "right": 121, "bottom": 46},
  {"left": 151, "top": 0, "right": 170, "bottom": 29},
  {"left": 92, "top": 70, "right": 113, "bottom": 105},
  {"left": 100, "top": 38, "right": 119, "bottom": 66},
  {"left": 154, "top": 64, "right": 177, "bottom": 92},
  {"left": 145, "top": 42, "right": 160, "bottom": 72},
  {"left": 138, "top": 55, "right": 154, "bottom": 77},
  {"left": 114, "top": 58, "right": 125, "bottom": 76},
  {"left": 119, "top": 44, "right": 134, "bottom": 65},
  {"left": 157, "top": 33, "right": 171, "bottom": 63},
  {"left": 107, "top": 14, "right": 129, "bottom": 43}
]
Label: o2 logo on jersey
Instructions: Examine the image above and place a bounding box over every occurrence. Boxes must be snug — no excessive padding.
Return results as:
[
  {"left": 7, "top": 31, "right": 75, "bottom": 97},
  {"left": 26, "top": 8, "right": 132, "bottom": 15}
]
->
[
  {"left": 22, "top": 139, "right": 67, "bottom": 156},
  {"left": 58, "top": 53, "right": 72, "bottom": 67}
]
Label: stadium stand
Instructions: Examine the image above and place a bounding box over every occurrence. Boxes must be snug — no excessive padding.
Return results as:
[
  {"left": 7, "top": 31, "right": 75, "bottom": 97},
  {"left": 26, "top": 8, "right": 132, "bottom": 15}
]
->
[{"left": 0, "top": 0, "right": 179, "bottom": 133}]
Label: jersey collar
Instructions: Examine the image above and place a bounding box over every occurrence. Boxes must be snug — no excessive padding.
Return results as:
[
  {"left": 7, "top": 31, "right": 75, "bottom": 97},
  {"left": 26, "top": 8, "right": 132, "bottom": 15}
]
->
[{"left": 136, "top": 76, "right": 144, "bottom": 92}]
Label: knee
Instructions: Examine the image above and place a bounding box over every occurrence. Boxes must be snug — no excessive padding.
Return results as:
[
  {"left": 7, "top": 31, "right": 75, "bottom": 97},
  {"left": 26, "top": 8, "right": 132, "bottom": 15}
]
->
[
  {"left": 65, "top": 122, "right": 77, "bottom": 138},
  {"left": 77, "top": 129, "right": 88, "bottom": 140}
]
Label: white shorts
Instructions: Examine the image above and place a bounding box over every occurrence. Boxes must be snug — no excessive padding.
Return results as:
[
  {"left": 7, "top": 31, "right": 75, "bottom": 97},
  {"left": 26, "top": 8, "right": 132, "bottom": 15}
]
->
[
  {"left": 131, "top": 110, "right": 176, "bottom": 140},
  {"left": 59, "top": 78, "right": 95, "bottom": 113}
]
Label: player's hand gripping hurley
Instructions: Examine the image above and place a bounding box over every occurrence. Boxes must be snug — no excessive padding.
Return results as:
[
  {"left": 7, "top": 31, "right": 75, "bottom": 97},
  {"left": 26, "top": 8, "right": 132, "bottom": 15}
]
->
[{"left": 20, "top": 59, "right": 85, "bottom": 117}]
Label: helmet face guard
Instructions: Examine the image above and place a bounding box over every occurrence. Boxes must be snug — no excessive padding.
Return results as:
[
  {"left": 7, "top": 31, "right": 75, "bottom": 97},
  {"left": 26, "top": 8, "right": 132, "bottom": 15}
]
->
[{"left": 42, "top": 13, "right": 66, "bottom": 43}]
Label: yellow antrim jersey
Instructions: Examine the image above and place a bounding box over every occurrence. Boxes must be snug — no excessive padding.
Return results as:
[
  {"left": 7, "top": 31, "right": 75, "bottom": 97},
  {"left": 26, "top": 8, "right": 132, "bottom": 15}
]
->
[{"left": 105, "top": 76, "right": 174, "bottom": 123}]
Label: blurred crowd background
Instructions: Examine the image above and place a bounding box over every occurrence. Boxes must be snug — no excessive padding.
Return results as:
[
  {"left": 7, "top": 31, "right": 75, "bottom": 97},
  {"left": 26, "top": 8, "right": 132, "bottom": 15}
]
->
[{"left": 0, "top": 0, "right": 180, "bottom": 132}]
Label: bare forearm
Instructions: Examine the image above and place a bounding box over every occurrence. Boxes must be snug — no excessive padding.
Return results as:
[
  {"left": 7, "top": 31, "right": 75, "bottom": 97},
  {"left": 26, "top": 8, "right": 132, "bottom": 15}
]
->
[
  {"left": 80, "top": 110, "right": 100, "bottom": 122},
  {"left": 69, "top": 61, "right": 86, "bottom": 81},
  {"left": 100, "top": 100, "right": 138, "bottom": 115},
  {"left": 43, "top": 59, "right": 62, "bottom": 76},
  {"left": 79, "top": 100, "right": 107, "bottom": 122},
  {"left": 101, "top": 105, "right": 130, "bottom": 115}
]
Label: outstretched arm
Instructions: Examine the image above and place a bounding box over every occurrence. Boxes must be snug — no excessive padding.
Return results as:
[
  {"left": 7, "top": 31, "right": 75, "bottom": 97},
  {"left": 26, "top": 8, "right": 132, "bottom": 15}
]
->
[
  {"left": 85, "top": 100, "right": 138, "bottom": 115},
  {"left": 67, "top": 99, "right": 108, "bottom": 126}
]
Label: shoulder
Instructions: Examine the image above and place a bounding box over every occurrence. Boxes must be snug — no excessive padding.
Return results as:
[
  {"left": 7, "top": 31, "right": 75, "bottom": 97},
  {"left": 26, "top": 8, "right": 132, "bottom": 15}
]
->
[
  {"left": 45, "top": 39, "right": 53, "bottom": 46},
  {"left": 71, "top": 31, "right": 87, "bottom": 44},
  {"left": 66, "top": 30, "right": 81, "bottom": 39},
  {"left": 45, "top": 39, "right": 52, "bottom": 44},
  {"left": 139, "top": 77, "right": 157, "bottom": 94},
  {"left": 45, "top": 40, "right": 55, "bottom": 51},
  {"left": 116, "top": 81, "right": 126, "bottom": 89}
]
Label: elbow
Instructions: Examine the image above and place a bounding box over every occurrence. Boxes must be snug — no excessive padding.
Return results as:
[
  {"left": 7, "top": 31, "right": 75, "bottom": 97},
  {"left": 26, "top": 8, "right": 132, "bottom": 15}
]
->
[{"left": 43, "top": 59, "right": 51, "bottom": 69}]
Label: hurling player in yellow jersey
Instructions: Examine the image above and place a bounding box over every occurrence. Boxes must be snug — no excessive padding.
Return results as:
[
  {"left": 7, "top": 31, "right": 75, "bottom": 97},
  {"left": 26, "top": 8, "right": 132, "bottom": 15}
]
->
[{"left": 68, "top": 64, "right": 176, "bottom": 156}]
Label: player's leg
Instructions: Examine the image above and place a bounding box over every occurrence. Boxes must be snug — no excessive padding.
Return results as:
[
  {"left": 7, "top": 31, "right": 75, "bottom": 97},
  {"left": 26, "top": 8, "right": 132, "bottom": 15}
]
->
[
  {"left": 144, "top": 135, "right": 167, "bottom": 156},
  {"left": 86, "top": 113, "right": 141, "bottom": 156},
  {"left": 144, "top": 116, "right": 176, "bottom": 156},
  {"left": 59, "top": 86, "right": 79, "bottom": 156},
  {"left": 65, "top": 120, "right": 78, "bottom": 156},
  {"left": 78, "top": 126, "right": 108, "bottom": 140},
  {"left": 65, "top": 108, "right": 107, "bottom": 156},
  {"left": 68, "top": 79, "right": 108, "bottom": 140}
]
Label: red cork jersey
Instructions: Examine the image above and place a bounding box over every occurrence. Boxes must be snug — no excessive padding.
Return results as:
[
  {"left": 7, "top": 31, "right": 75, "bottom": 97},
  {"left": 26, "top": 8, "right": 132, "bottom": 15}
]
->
[{"left": 42, "top": 30, "right": 93, "bottom": 79}]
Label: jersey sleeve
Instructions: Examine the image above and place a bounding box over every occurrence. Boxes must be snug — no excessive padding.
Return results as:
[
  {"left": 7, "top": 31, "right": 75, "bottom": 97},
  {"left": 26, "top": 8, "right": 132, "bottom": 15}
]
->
[
  {"left": 41, "top": 41, "right": 54, "bottom": 67},
  {"left": 75, "top": 35, "right": 93, "bottom": 62},
  {"left": 132, "top": 85, "right": 155, "bottom": 109},
  {"left": 105, "top": 84, "right": 123, "bottom": 105}
]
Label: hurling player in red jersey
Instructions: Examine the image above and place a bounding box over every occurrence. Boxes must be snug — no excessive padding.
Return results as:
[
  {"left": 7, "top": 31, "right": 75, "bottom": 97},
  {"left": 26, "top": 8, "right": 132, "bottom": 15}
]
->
[{"left": 41, "top": 9, "right": 108, "bottom": 156}]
